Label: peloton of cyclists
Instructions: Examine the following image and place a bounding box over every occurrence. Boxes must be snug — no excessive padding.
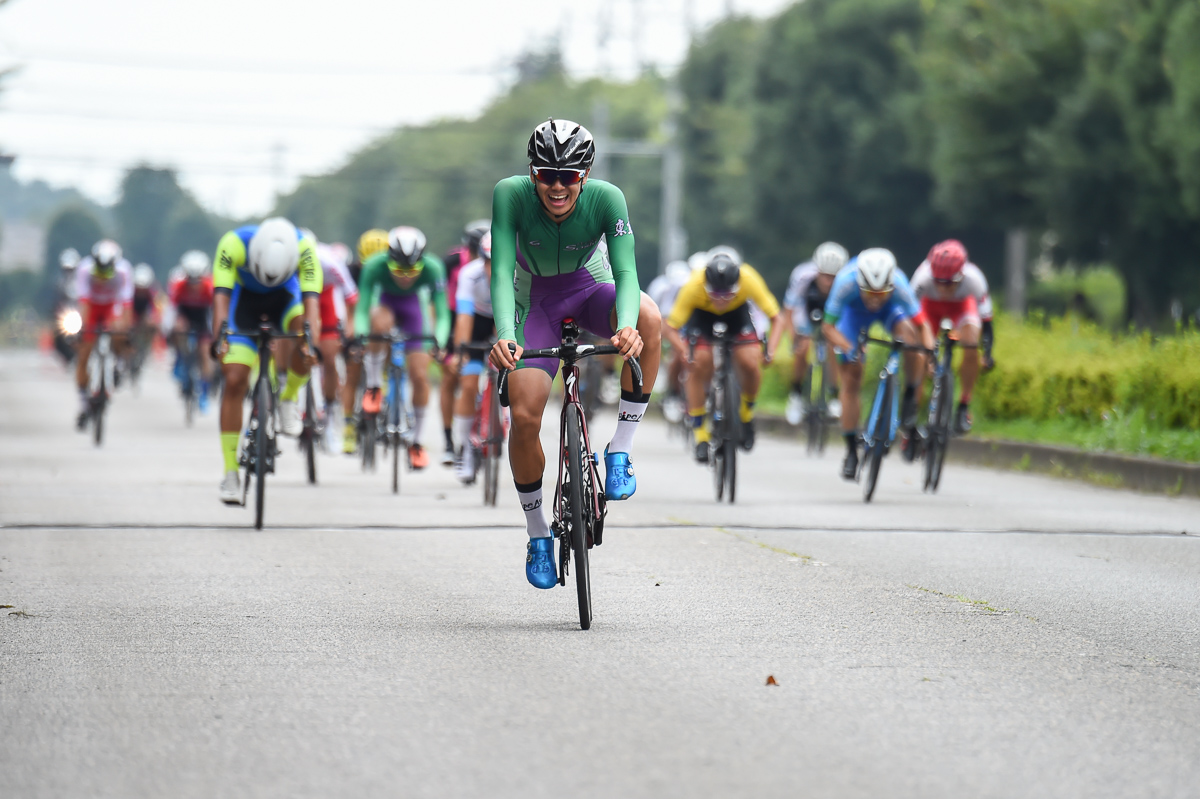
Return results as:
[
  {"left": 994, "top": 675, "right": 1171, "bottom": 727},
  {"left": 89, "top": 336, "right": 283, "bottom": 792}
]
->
[
  {"left": 73, "top": 240, "right": 134, "bottom": 429},
  {"left": 784, "top": 242, "right": 849, "bottom": 426},
  {"left": 489, "top": 118, "right": 662, "bottom": 589},
  {"left": 663, "top": 248, "right": 786, "bottom": 463},
  {"left": 211, "top": 218, "right": 322, "bottom": 504},
  {"left": 351, "top": 225, "right": 451, "bottom": 471}
]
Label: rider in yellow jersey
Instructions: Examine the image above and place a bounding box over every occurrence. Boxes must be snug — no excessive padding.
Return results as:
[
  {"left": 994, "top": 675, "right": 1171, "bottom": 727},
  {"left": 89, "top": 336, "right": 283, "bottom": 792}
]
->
[{"left": 664, "top": 249, "right": 786, "bottom": 462}]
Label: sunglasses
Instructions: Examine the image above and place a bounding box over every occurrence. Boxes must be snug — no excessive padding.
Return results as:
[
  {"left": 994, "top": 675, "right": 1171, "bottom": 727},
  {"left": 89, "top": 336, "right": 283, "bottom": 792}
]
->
[
  {"left": 705, "top": 283, "right": 740, "bottom": 301},
  {"left": 862, "top": 289, "right": 893, "bottom": 300},
  {"left": 933, "top": 276, "right": 963, "bottom": 286},
  {"left": 531, "top": 166, "right": 587, "bottom": 187},
  {"left": 389, "top": 264, "right": 423, "bottom": 277}
]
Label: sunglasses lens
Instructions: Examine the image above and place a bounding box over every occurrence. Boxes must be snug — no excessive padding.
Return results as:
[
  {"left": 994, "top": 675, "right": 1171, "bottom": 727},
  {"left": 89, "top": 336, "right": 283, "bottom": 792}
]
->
[{"left": 534, "top": 168, "right": 583, "bottom": 186}]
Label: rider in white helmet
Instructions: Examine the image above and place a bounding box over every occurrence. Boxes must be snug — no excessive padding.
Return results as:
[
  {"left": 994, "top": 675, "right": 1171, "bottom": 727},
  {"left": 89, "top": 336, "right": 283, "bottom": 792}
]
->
[
  {"left": 783, "top": 241, "right": 849, "bottom": 425},
  {"left": 210, "top": 218, "right": 323, "bottom": 504},
  {"left": 647, "top": 259, "right": 696, "bottom": 419},
  {"left": 821, "top": 247, "right": 932, "bottom": 480}
]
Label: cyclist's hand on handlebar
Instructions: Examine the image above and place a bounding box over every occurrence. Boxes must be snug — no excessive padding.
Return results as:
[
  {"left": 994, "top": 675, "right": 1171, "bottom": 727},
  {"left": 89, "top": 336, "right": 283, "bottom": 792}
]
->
[
  {"left": 611, "top": 326, "right": 643, "bottom": 359},
  {"left": 491, "top": 339, "right": 521, "bottom": 370}
]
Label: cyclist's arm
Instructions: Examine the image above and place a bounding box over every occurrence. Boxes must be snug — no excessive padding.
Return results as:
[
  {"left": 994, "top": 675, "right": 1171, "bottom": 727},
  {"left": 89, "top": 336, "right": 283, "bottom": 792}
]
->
[
  {"left": 297, "top": 239, "right": 323, "bottom": 297},
  {"left": 489, "top": 179, "right": 520, "bottom": 341},
  {"left": 431, "top": 286, "right": 451, "bottom": 350},
  {"left": 766, "top": 311, "right": 787, "bottom": 362},
  {"left": 598, "top": 183, "right": 640, "bottom": 332},
  {"left": 353, "top": 256, "right": 382, "bottom": 333}
]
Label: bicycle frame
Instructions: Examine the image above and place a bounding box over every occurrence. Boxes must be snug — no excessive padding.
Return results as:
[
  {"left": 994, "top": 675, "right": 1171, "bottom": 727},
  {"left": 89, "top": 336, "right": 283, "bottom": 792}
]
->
[
  {"left": 553, "top": 353, "right": 606, "bottom": 557},
  {"left": 864, "top": 345, "right": 902, "bottom": 445}
]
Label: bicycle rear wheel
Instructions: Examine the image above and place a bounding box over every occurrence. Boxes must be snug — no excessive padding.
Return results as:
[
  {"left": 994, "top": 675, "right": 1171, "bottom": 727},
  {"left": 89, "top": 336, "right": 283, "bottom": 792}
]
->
[
  {"left": 565, "top": 409, "right": 592, "bottom": 630},
  {"left": 254, "top": 376, "right": 270, "bottom": 529},
  {"left": 303, "top": 382, "right": 318, "bottom": 485},
  {"left": 863, "top": 378, "right": 892, "bottom": 503},
  {"left": 929, "top": 370, "right": 954, "bottom": 492},
  {"left": 724, "top": 364, "right": 739, "bottom": 504}
]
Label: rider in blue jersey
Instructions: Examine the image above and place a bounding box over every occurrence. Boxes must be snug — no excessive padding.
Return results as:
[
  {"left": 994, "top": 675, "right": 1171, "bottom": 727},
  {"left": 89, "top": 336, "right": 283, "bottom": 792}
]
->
[{"left": 821, "top": 248, "right": 933, "bottom": 480}]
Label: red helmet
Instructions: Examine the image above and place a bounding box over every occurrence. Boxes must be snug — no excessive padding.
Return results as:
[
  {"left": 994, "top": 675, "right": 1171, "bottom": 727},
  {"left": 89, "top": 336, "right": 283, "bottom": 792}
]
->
[{"left": 928, "top": 239, "right": 967, "bottom": 281}]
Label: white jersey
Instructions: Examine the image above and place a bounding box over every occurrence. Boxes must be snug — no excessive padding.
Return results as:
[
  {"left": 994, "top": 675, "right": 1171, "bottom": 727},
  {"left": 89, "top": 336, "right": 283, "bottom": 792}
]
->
[
  {"left": 455, "top": 258, "right": 492, "bottom": 318},
  {"left": 910, "top": 261, "right": 993, "bottom": 320},
  {"left": 647, "top": 269, "right": 691, "bottom": 318},
  {"left": 75, "top": 257, "right": 134, "bottom": 306}
]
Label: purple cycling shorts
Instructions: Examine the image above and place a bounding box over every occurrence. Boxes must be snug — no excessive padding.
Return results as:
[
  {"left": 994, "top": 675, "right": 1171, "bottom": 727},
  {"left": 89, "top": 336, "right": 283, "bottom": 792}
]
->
[{"left": 517, "top": 268, "right": 617, "bottom": 376}]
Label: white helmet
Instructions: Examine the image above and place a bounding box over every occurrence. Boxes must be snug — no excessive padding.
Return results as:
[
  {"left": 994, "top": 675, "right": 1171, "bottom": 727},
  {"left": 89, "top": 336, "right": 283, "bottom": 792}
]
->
[
  {"left": 59, "top": 248, "right": 81, "bottom": 270},
  {"left": 665, "top": 260, "right": 691, "bottom": 284},
  {"left": 247, "top": 218, "right": 300, "bottom": 287},
  {"left": 687, "top": 250, "right": 708, "bottom": 272},
  {"left": 854, "top": 248, "right": 897, "bottom": 292},
  {"left": 479, "top": 230, "right": 492, "bottom": 260},
  {"left": 91, "top": 239, "right": 123, "bottom": 271},
  {"left": 180, "top": 250, "right": 209, "bottom": 279},
  {"left": 813, "top": 241, "right": 849, "bottom": 276},
  {"left": 707, "top": 245, "right": 742, "bottom": 265},
  {"left": 387, "top": 226, "right": 427, "bottom": 270},
  {"left": 133, "top": 263, "right": 156, "bottom": 289}
]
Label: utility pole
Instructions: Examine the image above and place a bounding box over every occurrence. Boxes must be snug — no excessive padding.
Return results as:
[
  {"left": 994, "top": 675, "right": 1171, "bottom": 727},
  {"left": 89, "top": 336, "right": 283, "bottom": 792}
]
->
[
  {"left": 1005, "top": 228, "right": 1028, "bottom": 316},
  {"left": 659, "top": 84, "right": 687, "bottom": 272}
]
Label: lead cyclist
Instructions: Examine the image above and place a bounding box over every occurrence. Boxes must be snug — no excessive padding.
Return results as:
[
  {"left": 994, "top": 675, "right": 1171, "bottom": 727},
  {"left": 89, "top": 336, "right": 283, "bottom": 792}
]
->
[{"left": 489, "top": 119, "right": 662, "bottom": 590}]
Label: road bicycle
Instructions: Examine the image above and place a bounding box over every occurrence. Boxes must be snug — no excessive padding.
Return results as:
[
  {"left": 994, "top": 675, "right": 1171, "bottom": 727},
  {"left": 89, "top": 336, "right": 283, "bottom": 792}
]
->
[
  {"left": 177, "top": 329, "right": 204, "bottom": 427},
  {"left": 215, "top": 321, "right": 315, "bottom": 529},
  {"left": 857, "top": 332, "right": 929, "bottom": 503},
  {"left": 498, "top": 319, "right": 643, "bottom": 631},
  {"left": 696, "top": 321, "right": 759, "bottom": 504},
  {"left": 460, "top": 342, "right": 507, "bottom": 506},
  {"left": 80, "top": 328, "right": 125, "bottom": 447},
  {"left": 922, "top": 318, "right": 978, "bottom": 493},
  {"left": 299, "top": 377, "right": 321, "bottom": 485},
  {"left": 357, "top": 332, "right": 439, "bottom": 494}
]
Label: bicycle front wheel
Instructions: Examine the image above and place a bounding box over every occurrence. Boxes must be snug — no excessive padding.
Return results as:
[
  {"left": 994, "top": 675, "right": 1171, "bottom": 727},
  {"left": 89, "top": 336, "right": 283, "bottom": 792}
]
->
[
  {"left": 92, "top": 400, "right": 104, "bottom": 447},
  {"left": 863, "top": 380, "right": 892, "bottom": 503},
  {"left": 254, "top": 377, "right": 270, "bottom": 529},
  {"left": 303, "top": 383, "right": 318, "bottom": 485},
  {"left": 565, "top": 409, "right": 592, "bottom": 630},
  {"left": 723, "top": 364, "right": 739, "bottom": 504},
  {"left": 929, "top": 369, "right": 954, "bottom": 492},
  {"left": 484, "top": 386, "right": 501, "bottom": 506}
]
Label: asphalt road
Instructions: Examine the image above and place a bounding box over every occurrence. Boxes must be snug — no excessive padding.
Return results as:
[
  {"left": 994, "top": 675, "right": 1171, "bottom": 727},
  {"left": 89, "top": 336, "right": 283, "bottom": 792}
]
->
[{"left": 2, "top": 349, "right": 1199, "bottom": 798}]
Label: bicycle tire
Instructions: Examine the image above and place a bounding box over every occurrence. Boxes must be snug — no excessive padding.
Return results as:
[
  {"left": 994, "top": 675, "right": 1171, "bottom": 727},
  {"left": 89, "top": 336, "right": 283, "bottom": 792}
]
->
[
  {"left": 862, "top": 378, "right": 892, "bottom": 503},
  {"left": 92, "top": 401, "right": 104, "bottom": 447},
  {"left": 565, "top": 409, "right": 592, "bottom": 630},
  {"left": 930, "top": 369, "right": 954, "bottom": 492},
  {"left": 361, "top": 414, "right": 376, "bottom": 472},
  {"left": 724, "top": 363, "right": 739, "bottom": 504},
  {"left": 484, "top": 383, "right": 501, "bottom": 506},
  {"left": 304, "top": 382, "right": 317, "bottom": 485},
  {"left": 254, "top": 376, "right": 270, "bottom": 529},
  {"left": 804, "top": 363, "right": 818, "bottom": 454}
]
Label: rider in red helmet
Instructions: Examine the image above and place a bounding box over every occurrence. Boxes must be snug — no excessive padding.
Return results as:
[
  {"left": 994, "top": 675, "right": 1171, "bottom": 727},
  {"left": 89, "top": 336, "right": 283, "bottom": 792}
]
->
[{"left": 909, "top": 239, "right": 995, "bottom": 436}]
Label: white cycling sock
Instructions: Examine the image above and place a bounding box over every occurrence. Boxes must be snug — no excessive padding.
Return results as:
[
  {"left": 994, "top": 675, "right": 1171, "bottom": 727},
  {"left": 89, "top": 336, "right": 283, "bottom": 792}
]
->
[
  {"left": 413, "top": 406, "right": 426, "bottom": 445},
  {"left": 364, "top": 351, "right": 385, "bottom": 390},
  {"left": 608, "top": 397, "right": 648, "bottom": 455},
  {"left": 517, "top": 484, "right": 551, "bottom": 539},
  {"left": 453, "top": 414, "right": 473, "bottom": 450}
]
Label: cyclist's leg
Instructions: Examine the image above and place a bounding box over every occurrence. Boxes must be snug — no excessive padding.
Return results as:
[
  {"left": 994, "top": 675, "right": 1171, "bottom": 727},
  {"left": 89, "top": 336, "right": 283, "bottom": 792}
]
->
[
  {"left": 954, "top": 310, "right": 982, "bottom": 432},
  {"left": 732, "top": 336, "right": 764, "bottom": 419},
  {"left": 318, "top": 337, "right": 341, "bottom": 410},
  {"left": 890, "top": 314, "right": 924, "bottom": 428},
  {"left": 508, "top": 367, "right": 554, "bottom": 538},
  {"left": 790, "top": 307, "right": 813, "bottom": 396},
  {"left": 406, "top": 349, "right": 432, "bottom": 444},
  {"left": 601, "top": 292, "right": 662, "bottom": 452},
  {"left": 365, "top": 304, "right": 397, "bottom": 391},
  {"left": 439, "top": 352, "right": 459, "bottom": 458}
]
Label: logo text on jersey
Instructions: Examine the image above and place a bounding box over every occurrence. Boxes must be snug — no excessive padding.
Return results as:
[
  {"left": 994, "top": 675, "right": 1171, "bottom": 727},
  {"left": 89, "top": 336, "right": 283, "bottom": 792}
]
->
[{"left": 612, "top": 219, "right": 633, "bottom": 237}]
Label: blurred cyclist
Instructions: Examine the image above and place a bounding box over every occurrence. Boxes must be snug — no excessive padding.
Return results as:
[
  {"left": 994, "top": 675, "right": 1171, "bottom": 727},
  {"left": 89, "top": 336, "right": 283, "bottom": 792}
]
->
[
  {"left": 784, "top": 241, "right": 848, "bottom": 425},
  {"left": 647, "top": 257, "right": 695, "bottom": 422},
  {"left": 439, "top": 219, "right": 490, "bottom": 466},
  {"left": 909, "top": 239, "right": 995, "bottom": 434},
  {"left": 164, "top": 250, "right": 216, "bottom": 411},
  {"left": 821, "top": 248, "right": 932, "bottom": 480},
  {"left": 450, "top": 230, "right": 496, "bottom": 482},
  {"left": 212, "top": 218, "right": 322, "bottom": 504},
  {"left": 663, "top": 248, "right": 785, "bottom": 462},
  {"left": 73, "top": 240, "right": 134, "bottom": 428}
]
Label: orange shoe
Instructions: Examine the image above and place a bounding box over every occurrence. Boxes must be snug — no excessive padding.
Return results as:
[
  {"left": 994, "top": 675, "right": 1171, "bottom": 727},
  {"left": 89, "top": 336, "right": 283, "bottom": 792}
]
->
[
  {"left": 361, "top": 387, "right": 382, "bottom": 414},
  {"left": 408, "top": 443, "right": 429, "bottom": 470}
]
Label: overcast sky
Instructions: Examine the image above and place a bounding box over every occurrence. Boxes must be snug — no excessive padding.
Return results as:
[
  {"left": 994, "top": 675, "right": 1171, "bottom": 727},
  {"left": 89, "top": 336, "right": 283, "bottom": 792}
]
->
[{"left": 0, "top": 0, "right": 790, "bottom": 218}]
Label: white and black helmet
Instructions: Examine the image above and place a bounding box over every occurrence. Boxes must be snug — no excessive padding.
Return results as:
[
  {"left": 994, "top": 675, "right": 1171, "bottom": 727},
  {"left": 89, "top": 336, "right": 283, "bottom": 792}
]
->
[
  {"left": 247, "top": 218, "right": 300, "bottom": 288},
  {"left": 180, "top": 249, "right": 210, "bottom": 279},
  {"left": 813, "top": 241, "right": 849, "bottom": 276},
  {"left": 854, "top": 248, "right": 898, "bottom": 292},
  {"left": 479, "top": 230, "right": 492, "bottom": 261},
  {"left": 528, "top": 119, "right": 596, "bottom": 170},
  {"left": 133, "top": 263, "right": 156, "bottom": 289},
  {"left": 91, "top": 239, "right": 123, "bottom": 271},
  {"left": 59, "top": 248, "right": 81, "bottom": 270},
  {"left": 687, "top": 250, "right": 709, "bottom": 273},
  {"left": 387, "top": 226, "right": 427, "bottom": 270}
]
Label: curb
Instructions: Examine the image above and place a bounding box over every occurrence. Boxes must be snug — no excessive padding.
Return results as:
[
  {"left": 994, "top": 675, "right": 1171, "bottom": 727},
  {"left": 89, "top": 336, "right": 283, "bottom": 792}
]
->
[{"left": 751, "top": 413, "right": 1200, "bottom": 498}]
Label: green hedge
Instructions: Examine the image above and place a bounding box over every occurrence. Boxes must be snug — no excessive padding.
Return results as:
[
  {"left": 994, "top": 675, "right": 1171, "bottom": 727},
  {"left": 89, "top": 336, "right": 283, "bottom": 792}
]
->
[{"left": 977, "top": 313, "right": 1200, "bottom": 430}]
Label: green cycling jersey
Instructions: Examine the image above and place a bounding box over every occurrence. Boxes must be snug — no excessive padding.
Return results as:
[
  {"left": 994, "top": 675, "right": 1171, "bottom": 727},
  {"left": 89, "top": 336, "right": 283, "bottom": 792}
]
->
[
  {"left": 354, "top": 251, "right": 451, "bottom": 348},
  {"left": 490, "top": 175, "right": 640, "bottom": 341}
]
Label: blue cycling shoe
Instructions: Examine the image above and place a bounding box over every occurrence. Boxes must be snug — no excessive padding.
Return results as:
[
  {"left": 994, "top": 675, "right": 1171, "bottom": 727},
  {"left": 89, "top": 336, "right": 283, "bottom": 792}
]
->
[
  {"left": 603, "top": 447, "right": 636, "bottom": 500},
  {"left": 526, "top": 537, "right": 557, "bottom": 589}
]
